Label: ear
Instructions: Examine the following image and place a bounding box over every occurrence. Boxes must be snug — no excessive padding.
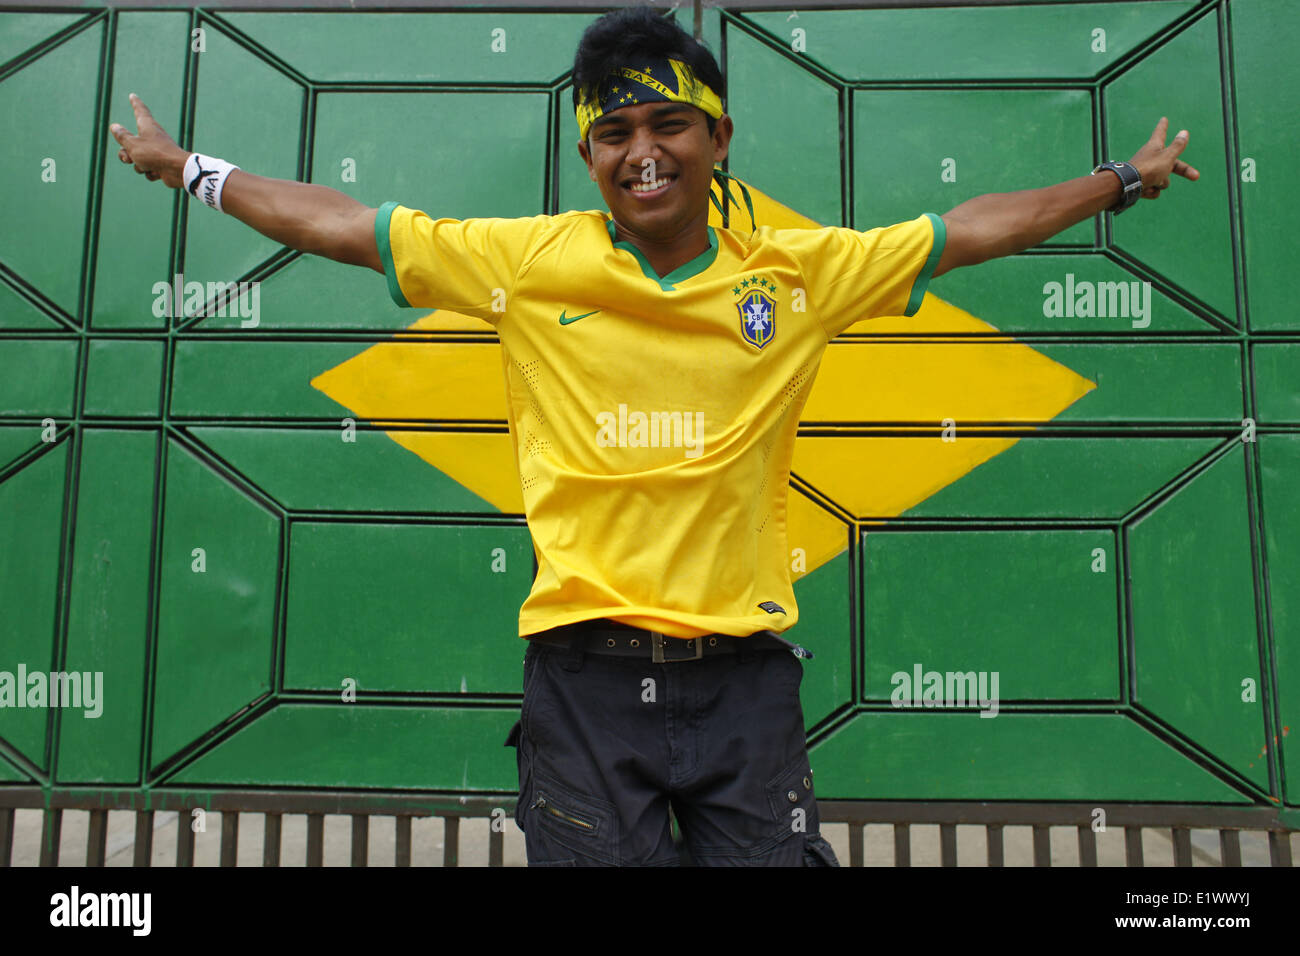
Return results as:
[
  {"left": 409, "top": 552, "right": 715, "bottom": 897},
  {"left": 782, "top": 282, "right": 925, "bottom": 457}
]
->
[
  {"left": 577, "top": 137, "right": 596, "bottom": 183},
  {"left": 712, "top": 114, "right": 734, "bottom": 166}
]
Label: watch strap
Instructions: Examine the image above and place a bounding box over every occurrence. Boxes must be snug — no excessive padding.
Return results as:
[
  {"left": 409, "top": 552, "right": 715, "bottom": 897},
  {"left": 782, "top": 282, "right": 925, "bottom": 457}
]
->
[{"left": 1091, "top": 160, "right": 1143, "bottom": 215}]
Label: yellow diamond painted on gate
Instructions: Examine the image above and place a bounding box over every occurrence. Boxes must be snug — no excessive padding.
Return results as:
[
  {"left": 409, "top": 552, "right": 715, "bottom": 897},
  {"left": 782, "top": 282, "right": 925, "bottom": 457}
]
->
[{"left": 311, "top": 176, "right": 1095, "bottom": 580}]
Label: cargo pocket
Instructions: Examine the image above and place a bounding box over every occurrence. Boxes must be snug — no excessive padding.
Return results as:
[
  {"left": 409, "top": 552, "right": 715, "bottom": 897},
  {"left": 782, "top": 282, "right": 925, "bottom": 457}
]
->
[
  {"left": 765, "top": 753, "right": 820, "bottom": 847},
  {"left": 803, "top": 833, "right": 840, "bottom": 867},
  {"left": 504, "top": 719, "right": 529, "bottom": 829},
  {"left": 528, "top": 768, "right": 620, "bottom": 867},
  {"left": 506, "top": 643, "right": 546, "bottom": 830}
]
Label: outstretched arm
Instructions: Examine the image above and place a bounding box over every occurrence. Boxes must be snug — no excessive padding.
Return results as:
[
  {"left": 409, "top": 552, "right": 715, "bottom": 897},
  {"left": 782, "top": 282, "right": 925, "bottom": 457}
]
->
[
  {"left": 931, "top": 117, "right": 1199, "bottom": 278},
  {"left": 109, "top": 93, "right": 383, "bottom": 274}
]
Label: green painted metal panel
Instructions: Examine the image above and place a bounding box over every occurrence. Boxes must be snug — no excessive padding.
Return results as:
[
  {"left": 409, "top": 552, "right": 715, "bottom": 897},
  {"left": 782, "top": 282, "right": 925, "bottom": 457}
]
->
[
  {"left": 284, "top": 522, "right": 533, "bottom": 692},
  {"left": 0, "top": 279, "right": 62, "bottom": 331},
  {"left": 190, "top": 427, "right": 497, "bottom": 513},
  {"left": 1106, "top": 10, "right": 1236, "bottom": 321},
  {"left": 1261, "top": 435, "right": 1300, "bottom": 802},
  {"left": 187, "top": 253, "right": 411, "bottom": 332},
  {"left": 166, "top": 704, "right": 519, "bottom": 791},
  {"left": 863, "top": 529, "right": 1120, "bottom": 702},
  {"left": 313, "top": 90, "right": 548, "bottom": 222},
  {"left": 170, "top": 341, "right": 374, "bottom": 419},
  {"left": 811, "top": 713, "right": 1254, "bottom": 802},
  {"left": 929, "top": 254, "right": 1216, "bottom": 334},
  {"left": 906, "top": 437, "right": 1224, "bottom": 519},
  {"left": 83, "top": 338, "right": 164, "bottom": 417},
  {"left": 220, "top": 11, "right": 594, "bottom": 84},
  {"left": 0, "top": 752, "right": 31, "bottom": 782},
  {"left": 0, "top": 426, "right": 43, "bottom": 473},
  {"left": 1128, "top": 448, "right": 1267, "bottom": 790},
  {"left": 56, "top": 429, "right": 156, "bottom": 783},
  {"left": 1231, "top": 0, "right": 1299, "bottom": 331},
  {"left": 726, "top": 25, "right": 842, "bottom": 228},
  {"left": 791, "top": 539, "right": 853, "bottom": 728},
  {"left": 151, "top": 440, "right": 279, "bottom": 768},
  {"left": 0, "top": 20, "right": 101, "bottom": 319},
  {"left": 1254, "top": 343, "right": 1300, "bottom": 422},
  {"left": 1036, "top": 343, "right": 1242, "bottom": 421},
  {"left": 746, "top": 3, "right": 1196, "bottom": 81},
  {"left": 0, "top": 339, "right": 78, "bottom": 417},
  {"left": 181, "top": 26, "right": 304, "bottom": 307},
  {"left": 92, "top": 13, "right": 190, "bottom": 331},
  {"left": 0, "top": 13, "right": 89, "bottom": 68},
  {"left": 0, "top": 442, "right": 68, "bottom": 772},
  {"left": 854, "top": 89, "right": 1093, "bottom": 243}
]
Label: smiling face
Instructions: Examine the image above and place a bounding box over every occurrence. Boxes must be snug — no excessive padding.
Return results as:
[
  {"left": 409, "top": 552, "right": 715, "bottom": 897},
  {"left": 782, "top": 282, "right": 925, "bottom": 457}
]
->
[{"left": 578, "top": 101, "right": 733, "bottom": 244}]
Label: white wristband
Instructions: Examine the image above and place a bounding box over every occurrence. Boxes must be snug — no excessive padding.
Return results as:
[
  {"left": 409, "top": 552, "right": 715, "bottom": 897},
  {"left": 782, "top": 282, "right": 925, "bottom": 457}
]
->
[{"left": 183, "top": 152, "right": 240, "bottom": 212}]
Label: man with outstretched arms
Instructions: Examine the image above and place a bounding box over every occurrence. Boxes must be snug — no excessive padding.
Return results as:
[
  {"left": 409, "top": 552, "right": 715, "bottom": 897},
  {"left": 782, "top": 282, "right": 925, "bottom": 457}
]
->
[{"left": 110, "top": 6, "right": 1196, "bottom": 867}]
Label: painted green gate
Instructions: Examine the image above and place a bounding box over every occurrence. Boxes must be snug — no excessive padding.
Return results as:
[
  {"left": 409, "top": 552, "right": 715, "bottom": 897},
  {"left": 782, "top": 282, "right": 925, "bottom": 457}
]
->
[{"left": 0, "top": 0, "right": 1294, "bottom": 824}]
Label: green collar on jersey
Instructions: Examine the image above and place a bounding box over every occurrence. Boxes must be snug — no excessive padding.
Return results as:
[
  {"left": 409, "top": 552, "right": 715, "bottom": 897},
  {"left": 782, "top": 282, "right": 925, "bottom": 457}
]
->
[
  {"left": 606, "top": 218, "right": 718, "bottom": 291},
  {"left": 603, "top": 167, "right": 754, "bottom": 291}
]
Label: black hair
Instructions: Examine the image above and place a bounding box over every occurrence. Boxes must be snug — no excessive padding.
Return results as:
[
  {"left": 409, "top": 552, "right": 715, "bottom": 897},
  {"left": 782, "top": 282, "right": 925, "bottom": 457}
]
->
[{"left": 571, "top": 4, "right": 725, "bottom": 141}]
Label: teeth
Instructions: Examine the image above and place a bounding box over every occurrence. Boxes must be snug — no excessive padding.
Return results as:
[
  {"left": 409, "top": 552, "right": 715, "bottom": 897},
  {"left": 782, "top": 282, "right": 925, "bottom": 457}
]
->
[{"left": 631, "top": 177, "right": 671, "bottom": 193}]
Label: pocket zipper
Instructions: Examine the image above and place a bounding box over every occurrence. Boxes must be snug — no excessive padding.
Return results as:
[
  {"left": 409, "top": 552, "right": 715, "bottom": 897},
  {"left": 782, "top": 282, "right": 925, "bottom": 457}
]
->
[{"left": 532, "top": 795, "right": 596, "bottom": 831}]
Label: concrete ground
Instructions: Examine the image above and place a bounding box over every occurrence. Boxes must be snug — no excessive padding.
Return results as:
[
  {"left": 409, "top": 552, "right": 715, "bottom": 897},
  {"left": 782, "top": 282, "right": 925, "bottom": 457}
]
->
[{"left": 5, "top": 808, "right": 1293, "bottom": 866}]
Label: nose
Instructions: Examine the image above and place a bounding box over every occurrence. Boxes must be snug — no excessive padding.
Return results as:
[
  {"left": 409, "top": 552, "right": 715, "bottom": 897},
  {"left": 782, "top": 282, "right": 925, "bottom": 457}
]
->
[{"left": 624, "top": 123, "right": 662, "bottom": 181}]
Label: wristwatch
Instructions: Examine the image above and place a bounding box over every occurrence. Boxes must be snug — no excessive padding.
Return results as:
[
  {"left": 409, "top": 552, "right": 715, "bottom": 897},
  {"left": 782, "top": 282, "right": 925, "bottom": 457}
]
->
[{"left": 1091, "top": 160, "right": 1143, "bottom": 215}]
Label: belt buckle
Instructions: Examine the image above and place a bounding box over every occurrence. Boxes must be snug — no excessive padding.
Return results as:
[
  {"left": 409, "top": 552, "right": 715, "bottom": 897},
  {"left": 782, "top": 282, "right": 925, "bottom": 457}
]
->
[{"left": 651, "top": 631, "right": 702, "bottom": 664}]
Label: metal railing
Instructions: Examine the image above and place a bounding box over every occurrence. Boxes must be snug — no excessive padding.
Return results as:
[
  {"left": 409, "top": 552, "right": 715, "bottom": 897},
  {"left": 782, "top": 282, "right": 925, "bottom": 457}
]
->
[
  {"left": 819, "top": 800, "right": 1295, "bottom": 867},
  {"left": 1, "top": 788, "right": 1294, "bottom": 866}
]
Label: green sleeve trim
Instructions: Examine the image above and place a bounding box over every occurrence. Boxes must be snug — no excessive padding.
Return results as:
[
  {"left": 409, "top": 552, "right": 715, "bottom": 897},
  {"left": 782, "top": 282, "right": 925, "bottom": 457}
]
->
[
  {"left": 375, "top": 200, "right": 411, "bottom": 308},
  {"left": 904, "top": 212, "right": 946, "bottom": 317}
]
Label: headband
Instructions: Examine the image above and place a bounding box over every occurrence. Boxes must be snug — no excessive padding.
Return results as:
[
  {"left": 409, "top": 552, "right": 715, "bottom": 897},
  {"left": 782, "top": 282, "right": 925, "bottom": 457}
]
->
[
  {"left": 575, "top": 55, "right": 753, "bottom": 235},
  {"left": 576, "top": 56, "right": 724, "bottom": 142}
]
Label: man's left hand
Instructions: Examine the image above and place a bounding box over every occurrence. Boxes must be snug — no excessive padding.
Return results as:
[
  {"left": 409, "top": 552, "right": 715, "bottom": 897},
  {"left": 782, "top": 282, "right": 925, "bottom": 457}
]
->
[{"left": 1128, "top": 117, "right": 1200, "bottom": 200}]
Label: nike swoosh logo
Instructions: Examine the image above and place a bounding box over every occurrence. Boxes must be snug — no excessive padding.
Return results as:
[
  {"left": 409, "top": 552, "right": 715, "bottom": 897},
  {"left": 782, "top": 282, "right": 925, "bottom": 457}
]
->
[{"left": 559, "top": 309, "right": 601, "bottom": 326}]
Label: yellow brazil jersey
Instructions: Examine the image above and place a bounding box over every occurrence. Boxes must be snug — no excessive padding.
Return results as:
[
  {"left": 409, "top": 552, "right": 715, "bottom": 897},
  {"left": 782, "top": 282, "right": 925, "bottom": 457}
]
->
[{"left": 374, "top": 197, "right": 945, "bottom": 641}]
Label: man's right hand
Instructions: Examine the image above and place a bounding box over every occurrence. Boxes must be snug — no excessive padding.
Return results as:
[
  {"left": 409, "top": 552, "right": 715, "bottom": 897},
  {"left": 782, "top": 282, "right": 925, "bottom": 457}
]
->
[
  {"left": 109, "top": 93, "right": 189, "bottom": 189},
  {"left": 107, "top": 92, "right": 382, "bottom": 272}
]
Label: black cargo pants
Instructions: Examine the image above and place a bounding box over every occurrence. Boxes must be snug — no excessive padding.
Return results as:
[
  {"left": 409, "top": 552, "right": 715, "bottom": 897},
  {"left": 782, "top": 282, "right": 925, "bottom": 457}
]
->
[{"left": 504, "top": 631, "right": 840, "bottom": 866}]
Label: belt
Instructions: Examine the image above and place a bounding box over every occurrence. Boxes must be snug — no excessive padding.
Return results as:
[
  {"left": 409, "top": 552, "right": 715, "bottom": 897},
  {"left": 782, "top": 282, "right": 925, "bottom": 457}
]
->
[{"left": 527, "top": 619, "right": 813, "bottom": 663}]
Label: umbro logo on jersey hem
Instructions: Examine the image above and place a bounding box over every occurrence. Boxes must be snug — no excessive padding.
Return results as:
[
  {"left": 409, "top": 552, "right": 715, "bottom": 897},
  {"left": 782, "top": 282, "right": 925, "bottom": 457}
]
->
[{"left": 559, "top": 309, "right": 601, "bottom": 325}]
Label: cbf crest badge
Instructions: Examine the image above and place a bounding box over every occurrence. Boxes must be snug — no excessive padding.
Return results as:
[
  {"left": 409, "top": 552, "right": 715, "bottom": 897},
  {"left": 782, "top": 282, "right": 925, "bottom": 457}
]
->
[{"left": 734, "top": 276, "right": 777, "bottom": 350}]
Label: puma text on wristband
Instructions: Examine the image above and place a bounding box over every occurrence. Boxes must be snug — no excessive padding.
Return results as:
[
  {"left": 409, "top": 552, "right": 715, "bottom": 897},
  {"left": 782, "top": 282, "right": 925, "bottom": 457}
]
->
[
  {"left": 183, "top": 152, "right": 240, "bottom": 212},
  {"left": 1091, "top": 160, "right": 1142, "bottom": 215}
]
